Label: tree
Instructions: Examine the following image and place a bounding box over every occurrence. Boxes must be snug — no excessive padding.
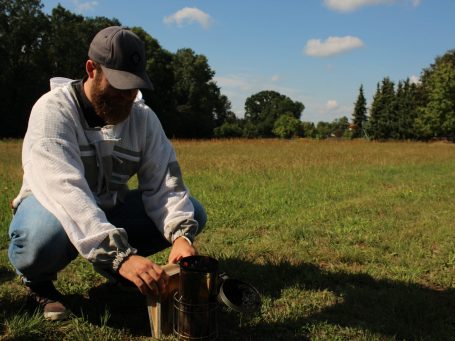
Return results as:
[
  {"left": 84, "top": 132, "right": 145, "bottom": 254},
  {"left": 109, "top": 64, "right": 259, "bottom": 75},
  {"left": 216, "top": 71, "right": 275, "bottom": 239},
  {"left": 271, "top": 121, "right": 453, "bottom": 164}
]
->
[
  {"left": 47, "top": 5, "right": 90, "bottom": 79},
  {"left": 351, "top": 85, "right": 367, "bottom": 138},
  {"left": 131, "top": 27, "right": 176, "bottom": 134},
  {"left": 0, "top": 0, "right": 50, "bottom": 137},
  {"left": 301, "top": 121, "right": 316, "bottom": 138},
  {"left": 0, "top": 1, "right": 123, "bottom": 138},
  {"left": 272, "top": 114, "right": 302, "bottom": 139},
  {"left": 213, "top": 94, "right": 235, "bottom": 128},
  {"left": 213, "top": 110, "right": 242, "bottom": 138},
  {"left": 170, "top": 48, "right": 230, "bottom": 138},
  {"left": 395, "top": 79, "right": 419, "bottom": 139},
  {"left": 420, "top": 49, "right": 455, "bottom": 90},
  {"left": 47, "top": 5, "right": 120, "bottom": 79},
  {"left": 244, "top": 90, "right": 304, "bottom": 137},
  {"left": 242, "top": 121, "right": 260, "bottom": 138},
  {"left": 315, "top": 121, "right": 332, "bottom": 139},
  {"left": 331, "top": 116, "right": 350, "bottom": 138},
  {"left": 367, "top": 78, "right": 396, "bottom": 140},
  {"left": 414, "top": 60, "right": 455, "bottom": 139}
]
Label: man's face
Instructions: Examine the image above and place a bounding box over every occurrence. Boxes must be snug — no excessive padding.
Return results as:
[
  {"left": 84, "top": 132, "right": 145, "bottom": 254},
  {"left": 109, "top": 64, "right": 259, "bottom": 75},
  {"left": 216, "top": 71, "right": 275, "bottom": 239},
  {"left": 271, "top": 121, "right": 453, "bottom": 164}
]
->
[{"left": 90, "top": 68, "right": 138, "bottom": 125}]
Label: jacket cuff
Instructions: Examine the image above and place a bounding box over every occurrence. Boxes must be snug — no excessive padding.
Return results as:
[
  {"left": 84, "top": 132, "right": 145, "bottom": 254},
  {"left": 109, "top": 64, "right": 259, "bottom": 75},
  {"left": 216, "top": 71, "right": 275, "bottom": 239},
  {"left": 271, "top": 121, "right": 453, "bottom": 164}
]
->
[
  {"left": 112, "top": 248, "right": 135, "bottom": 272},
  {"left": 170, "top": 219, "right": 198, "bottom": 244},
  {"left": 88, "top": 229, "right": 137, "bottom": 276}
]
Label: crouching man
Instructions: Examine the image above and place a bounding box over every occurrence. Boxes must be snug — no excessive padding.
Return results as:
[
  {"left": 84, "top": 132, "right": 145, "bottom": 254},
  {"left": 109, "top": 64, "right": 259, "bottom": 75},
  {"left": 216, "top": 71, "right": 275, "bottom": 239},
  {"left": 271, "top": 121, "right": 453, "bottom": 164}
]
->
[{"left": 8, "top": 26, "right": 206, "bottom": 321}]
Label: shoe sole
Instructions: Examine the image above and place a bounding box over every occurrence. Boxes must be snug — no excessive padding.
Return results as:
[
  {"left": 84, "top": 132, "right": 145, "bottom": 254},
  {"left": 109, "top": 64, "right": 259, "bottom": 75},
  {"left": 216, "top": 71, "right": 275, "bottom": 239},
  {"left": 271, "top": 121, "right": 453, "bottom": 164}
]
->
[{"left": 44, "top": 310, "right": 70, "bottom": 321}]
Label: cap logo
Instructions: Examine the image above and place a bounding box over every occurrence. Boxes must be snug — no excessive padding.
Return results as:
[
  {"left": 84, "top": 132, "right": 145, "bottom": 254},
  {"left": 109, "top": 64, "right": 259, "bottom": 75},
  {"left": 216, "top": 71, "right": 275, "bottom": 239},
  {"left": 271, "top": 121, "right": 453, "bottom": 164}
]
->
[{"left": 131, "top": 52, "right": 141, "bottom": 65}]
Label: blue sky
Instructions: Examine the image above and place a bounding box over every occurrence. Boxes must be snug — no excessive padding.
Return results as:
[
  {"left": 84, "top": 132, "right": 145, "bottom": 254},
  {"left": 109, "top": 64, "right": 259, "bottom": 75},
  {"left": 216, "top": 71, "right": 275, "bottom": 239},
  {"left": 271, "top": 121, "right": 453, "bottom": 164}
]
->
[{"left": 40, "top": 0, "right": 455, "bottom": 123}]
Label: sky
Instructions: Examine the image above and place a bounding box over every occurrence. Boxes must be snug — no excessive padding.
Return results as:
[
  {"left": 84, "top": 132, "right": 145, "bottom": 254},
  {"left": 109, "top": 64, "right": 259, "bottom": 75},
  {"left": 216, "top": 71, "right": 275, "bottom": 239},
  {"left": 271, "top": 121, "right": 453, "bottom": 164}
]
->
[{"left": 39, "top": 0, "right": 455, "bottom": 123}]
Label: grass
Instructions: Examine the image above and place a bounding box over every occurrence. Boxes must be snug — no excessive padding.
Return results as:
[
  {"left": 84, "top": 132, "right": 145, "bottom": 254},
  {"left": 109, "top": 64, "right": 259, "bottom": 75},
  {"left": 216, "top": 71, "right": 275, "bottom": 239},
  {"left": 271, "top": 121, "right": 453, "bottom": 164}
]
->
[{"left": 1, "top": 138, "right": 455, "bottom": 340}]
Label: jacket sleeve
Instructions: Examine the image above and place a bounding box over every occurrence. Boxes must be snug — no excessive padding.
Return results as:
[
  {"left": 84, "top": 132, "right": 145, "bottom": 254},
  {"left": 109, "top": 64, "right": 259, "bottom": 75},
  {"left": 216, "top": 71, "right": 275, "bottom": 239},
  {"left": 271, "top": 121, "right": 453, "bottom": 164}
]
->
[
  {"left": 21, "top": 89, "right": 136, "bottom": 275},
  {"left": 136, "top": 106, "right": 199, "bottom": 243}
]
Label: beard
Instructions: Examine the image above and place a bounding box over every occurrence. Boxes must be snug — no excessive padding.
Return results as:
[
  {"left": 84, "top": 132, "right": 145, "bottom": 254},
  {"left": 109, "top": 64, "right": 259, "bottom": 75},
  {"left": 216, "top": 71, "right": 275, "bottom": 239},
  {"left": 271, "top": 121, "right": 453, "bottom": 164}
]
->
[{"left": 90, "top": 73, "right": 135, "bottom": 125}]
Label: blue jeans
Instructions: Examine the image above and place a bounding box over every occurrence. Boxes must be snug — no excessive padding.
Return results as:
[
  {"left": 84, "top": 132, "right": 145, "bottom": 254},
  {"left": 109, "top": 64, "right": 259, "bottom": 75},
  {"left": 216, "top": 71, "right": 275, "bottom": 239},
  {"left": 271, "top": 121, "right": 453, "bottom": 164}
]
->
[{"left": 8, "top": 190, "right": 207, "bottom": 284}]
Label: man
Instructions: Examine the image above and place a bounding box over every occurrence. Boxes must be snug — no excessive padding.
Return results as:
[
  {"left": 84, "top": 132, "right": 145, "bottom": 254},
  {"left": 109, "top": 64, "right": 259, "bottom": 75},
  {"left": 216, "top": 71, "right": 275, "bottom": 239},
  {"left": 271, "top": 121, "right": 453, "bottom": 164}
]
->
[{"left": 8, "top": 26, "right": 206, "bottom": 321}]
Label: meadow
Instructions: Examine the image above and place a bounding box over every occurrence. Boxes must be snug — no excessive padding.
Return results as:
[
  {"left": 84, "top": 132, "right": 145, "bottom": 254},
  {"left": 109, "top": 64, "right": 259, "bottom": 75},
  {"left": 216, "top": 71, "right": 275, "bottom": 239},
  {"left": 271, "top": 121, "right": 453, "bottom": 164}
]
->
[{"left": 1, "top": 138, "right": 455, "bottom": 340}]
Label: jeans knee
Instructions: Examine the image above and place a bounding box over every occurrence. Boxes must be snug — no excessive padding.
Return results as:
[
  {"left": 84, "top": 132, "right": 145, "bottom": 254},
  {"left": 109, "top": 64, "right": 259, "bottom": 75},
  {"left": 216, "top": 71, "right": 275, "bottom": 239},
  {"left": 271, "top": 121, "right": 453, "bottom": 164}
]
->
[
  {"left": 197, "top": 209, "right": 207, "bottom": 234},
  {"left": 8, "top": 241, "right": 35, "bottom": 275},
  {"left": 8, "top": 195, "right": 77, "bottom": 280},
  {"left": 190, "top": 197, "right": 207, "bottom": 235},
  {"left": 9, "top": 229, "right": 77, "bottom": 280}
]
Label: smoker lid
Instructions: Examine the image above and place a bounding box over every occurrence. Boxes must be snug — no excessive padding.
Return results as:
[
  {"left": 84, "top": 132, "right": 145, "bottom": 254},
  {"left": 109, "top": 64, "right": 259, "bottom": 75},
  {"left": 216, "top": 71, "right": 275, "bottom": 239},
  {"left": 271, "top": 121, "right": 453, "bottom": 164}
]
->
[
  {"left": 218, "top": 278, "right": 261, "bottom": 313},
  {"left": 179, "top": 255, "right": 219, "bottom": 273}
]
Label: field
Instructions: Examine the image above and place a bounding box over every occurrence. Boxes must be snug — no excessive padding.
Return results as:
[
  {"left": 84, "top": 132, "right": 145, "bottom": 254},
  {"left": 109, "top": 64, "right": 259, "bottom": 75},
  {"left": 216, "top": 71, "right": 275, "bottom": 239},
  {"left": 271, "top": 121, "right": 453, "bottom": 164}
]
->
[{"left": 1, "top": 138, "right": 455, "bottom": 340}]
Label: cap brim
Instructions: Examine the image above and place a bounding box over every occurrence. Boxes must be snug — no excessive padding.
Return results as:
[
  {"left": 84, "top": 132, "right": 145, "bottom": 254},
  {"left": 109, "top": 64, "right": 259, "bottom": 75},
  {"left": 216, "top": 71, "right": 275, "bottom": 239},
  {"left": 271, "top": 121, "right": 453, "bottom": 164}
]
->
[{"left": 101, "top": 65, "right": 153, "bottom": 90}]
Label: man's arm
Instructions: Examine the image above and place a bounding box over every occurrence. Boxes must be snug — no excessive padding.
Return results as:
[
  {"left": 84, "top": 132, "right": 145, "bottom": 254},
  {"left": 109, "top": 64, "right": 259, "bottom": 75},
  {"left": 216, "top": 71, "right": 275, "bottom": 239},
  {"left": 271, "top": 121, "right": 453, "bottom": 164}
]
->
[{"left": 134, "top": 106, "right": 200, "bottom": 260}]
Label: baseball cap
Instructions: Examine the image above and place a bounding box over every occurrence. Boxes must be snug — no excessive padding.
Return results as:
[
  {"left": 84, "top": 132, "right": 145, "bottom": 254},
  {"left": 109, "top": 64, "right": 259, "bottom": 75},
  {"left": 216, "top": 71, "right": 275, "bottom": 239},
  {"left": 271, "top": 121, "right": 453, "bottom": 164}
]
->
[{"left": 88, "top": 26, "right": 153, "bottom": 90}]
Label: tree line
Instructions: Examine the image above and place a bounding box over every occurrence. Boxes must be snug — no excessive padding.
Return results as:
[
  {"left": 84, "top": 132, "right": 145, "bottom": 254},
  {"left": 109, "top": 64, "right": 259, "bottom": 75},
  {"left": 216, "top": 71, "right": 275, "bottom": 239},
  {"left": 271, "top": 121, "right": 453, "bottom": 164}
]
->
[
  {"left": 217, "top": 50, "right": 455, "bottom": 141},
  {"left": 350, "top": 50, "right": 455, "bottom": 141},
  {"left": 1, "top": 0, "right": 454, "bottom": 140},
  {"left": 0, "top": 0, "right": 231, "bottom": 138}
]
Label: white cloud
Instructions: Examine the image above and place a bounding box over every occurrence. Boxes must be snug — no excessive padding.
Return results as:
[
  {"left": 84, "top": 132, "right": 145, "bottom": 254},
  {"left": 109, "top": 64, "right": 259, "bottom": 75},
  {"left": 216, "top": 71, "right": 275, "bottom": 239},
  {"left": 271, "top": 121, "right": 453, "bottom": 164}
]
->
[
  {"left": 323, "top": 0, "right": 421, "bottom": 12},
  {"left": 304, "top": 36, "right": 364, "bottom": 57},
  {"left": 214, "top": 74, "right": 353, "bottom": 123},
  {"left": 326, "top": 100, "right": 339, "bottom": 110},
  {"left": 71, "top": 0, "right": 98, "bottom": 13},
  {"left": 164, "top": 7, "right": 212, "bottom": 29},
  {"left": 214, "top": 73, "right": 305, "bottom": 117},
  {"left": 271, "top": 74, "right": 281, "bottom": 82},
  {"left": 215, "top": 75, "right": 252, "bottom": 91},
  {"left": 304, "top": 99, "right": 352, "bottom": 123}
]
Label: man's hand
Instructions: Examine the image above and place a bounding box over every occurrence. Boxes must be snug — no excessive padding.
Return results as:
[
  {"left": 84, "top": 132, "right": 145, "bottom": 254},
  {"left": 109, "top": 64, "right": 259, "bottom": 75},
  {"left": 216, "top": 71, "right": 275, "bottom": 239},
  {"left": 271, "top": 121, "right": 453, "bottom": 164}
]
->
[
  {"left": 118, "top": 255, "right": 168, "bottom": 295},
  {"left": 168, "top": 236, "right": 197, "bottom": 264}
]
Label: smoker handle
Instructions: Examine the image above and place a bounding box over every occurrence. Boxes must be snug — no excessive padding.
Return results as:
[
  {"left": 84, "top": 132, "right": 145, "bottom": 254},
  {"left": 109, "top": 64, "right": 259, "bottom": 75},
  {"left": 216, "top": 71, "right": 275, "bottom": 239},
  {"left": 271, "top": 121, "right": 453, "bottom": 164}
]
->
[
  {"left": 146, "top": 282, "right": 161, "bottom": 338},
  {"left": 146, "top": 263, "right": 180, "bottom": 338}
]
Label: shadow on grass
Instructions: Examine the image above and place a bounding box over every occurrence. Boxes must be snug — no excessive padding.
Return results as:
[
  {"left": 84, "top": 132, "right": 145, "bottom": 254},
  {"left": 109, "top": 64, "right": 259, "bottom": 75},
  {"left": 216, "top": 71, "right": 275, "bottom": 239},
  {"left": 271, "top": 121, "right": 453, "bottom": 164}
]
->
[
  {"left": 0, "top": 265, "right": 16, "bottom": 285},
  {"left": 2, "top": 259, "right": 455, "bottom": 340},
  {"left": 66, "top": 284, "right": 151, "bottom": 336},
  {"left": 65, "top": 259, "right": 455, "bottom": 340},
  {"left": 217, "top": 258, "right": 455, "bottom": 340}
]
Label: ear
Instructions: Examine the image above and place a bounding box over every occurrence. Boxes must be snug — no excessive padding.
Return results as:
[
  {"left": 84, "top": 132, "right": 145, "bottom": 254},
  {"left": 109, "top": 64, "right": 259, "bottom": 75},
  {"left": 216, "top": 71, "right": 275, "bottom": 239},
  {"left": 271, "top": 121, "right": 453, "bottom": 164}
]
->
[{"left": 86, "top": 60, "right": 97, "bottom": 79}]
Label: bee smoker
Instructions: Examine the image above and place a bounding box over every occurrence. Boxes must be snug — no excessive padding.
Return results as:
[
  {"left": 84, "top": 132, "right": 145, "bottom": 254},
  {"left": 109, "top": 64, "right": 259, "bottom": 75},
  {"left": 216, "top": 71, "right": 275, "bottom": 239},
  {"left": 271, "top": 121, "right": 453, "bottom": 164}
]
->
[
  {"left": 146, "top": 255, "right": 261, "bottom": 340},
  {"left": 173, "top": 255, "right": 220, "bottom": 340}
]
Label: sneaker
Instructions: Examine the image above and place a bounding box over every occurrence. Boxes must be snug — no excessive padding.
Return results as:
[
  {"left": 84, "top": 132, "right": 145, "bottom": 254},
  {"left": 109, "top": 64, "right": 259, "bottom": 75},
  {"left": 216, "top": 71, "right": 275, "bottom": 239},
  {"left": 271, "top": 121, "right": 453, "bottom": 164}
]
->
[{"left": 25, "top": 280, "right": 70, "bottom": 321}]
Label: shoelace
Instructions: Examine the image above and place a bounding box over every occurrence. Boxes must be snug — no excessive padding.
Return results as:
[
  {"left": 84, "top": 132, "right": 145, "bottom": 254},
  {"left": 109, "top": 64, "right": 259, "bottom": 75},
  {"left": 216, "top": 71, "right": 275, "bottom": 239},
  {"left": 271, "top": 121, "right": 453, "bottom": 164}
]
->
[
  {"left": 28, "top": 291, "right": 56, "bottom": 305},
  {"left": 27, "top": 285, "right": 61, "bottom": 306}
]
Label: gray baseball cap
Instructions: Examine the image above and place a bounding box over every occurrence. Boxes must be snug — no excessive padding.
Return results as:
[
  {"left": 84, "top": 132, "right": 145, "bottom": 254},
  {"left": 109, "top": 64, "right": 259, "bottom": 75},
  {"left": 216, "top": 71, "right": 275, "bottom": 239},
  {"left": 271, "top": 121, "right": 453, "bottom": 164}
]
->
[{"left": 88, "top": 26, "right": 153, "bottom": 90}]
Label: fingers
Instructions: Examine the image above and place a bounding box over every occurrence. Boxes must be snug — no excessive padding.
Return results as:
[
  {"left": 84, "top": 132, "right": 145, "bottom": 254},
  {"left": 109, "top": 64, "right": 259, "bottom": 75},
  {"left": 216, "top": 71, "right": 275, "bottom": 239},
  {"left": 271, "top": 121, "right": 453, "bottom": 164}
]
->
[
  {"left": 138, "top": 272, "right": 159, "bottom": 294},
  {"left": 139, "top": 267, "right": 168, "bottom": 293},
  {"left": 168, "top": 238, "right": 198, "bottom": 264},
  {"left": 132, "top": 276, "right": 150, "bottom": 295},
  {"left": 168, "top": 251, "right": 180, "bottom": 264},
  {"left": 118, "top": 255, "right": 169, "bottom": 295}
]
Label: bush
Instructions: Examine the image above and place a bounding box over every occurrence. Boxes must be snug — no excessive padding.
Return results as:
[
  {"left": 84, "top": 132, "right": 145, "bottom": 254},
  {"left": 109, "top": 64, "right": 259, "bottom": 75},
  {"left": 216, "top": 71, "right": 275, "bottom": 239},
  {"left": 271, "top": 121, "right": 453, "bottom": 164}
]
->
[
  {"left": 272, "top": 114, "right": 302, "bottom": 139},
  {"left": 301, "top": 121, "right": 316, "bottom": 138},
  {"left": 213, "top": 122, "right": 243, "bottom": 138}
]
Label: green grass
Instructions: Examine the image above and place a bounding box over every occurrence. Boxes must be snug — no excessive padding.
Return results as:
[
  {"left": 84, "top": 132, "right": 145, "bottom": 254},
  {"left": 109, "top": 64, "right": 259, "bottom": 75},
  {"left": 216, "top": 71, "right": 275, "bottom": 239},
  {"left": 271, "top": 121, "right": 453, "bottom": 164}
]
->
[{"left": 2, "top": 138, "right": 455, "bottom": 340}]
